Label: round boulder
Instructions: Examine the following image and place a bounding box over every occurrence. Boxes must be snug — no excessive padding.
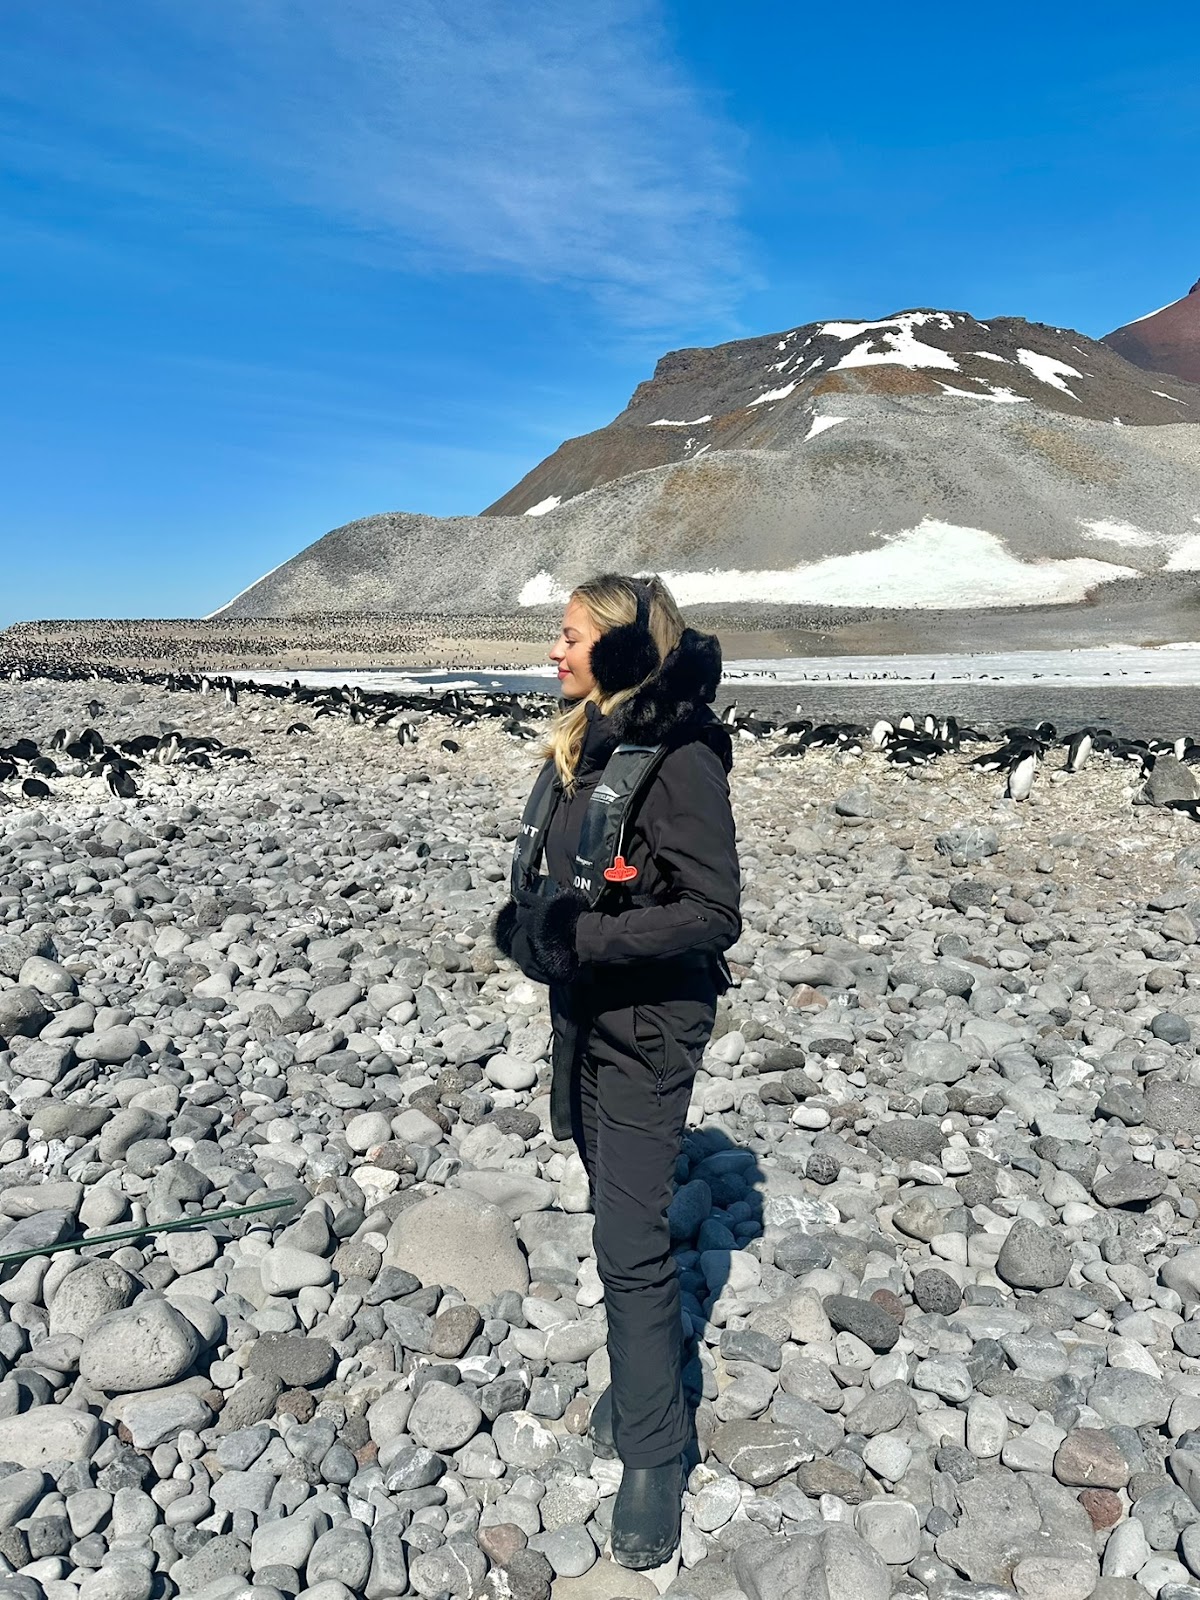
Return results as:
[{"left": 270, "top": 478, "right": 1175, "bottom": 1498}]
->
[{"left": 79, "top": 1297, "right": 202, "bottom": 1393}]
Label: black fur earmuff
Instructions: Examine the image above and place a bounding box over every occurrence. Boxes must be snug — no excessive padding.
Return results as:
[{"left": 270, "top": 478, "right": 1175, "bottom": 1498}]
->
[{"left": 589, "top": 578, "right": 661, "bottom": 695}]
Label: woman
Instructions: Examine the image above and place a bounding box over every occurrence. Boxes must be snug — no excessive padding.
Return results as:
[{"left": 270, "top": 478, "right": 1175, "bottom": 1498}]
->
[{"left": 493, "top": 573, "right": 741, "bottom": 1569}]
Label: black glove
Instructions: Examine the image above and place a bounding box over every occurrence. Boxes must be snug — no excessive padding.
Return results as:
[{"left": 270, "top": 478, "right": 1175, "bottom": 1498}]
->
[{"left": 492, "top": 884, "right": 588, "bottom": 985}]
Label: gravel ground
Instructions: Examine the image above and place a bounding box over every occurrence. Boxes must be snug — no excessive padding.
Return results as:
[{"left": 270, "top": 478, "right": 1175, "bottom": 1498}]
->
[{"left": 4, "top": 675, "right": 1200, "bottom": 1600}]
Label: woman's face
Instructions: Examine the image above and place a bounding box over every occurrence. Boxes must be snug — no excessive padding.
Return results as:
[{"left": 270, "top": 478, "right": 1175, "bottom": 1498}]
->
[{"left": 549, "top": 598, "right": 601, "bottom": 699}]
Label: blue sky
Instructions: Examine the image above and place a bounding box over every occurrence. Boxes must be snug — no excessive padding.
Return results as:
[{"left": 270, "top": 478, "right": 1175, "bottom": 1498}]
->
[{"left": 2, "top": 0, "right": 1197, "bottom": 628}]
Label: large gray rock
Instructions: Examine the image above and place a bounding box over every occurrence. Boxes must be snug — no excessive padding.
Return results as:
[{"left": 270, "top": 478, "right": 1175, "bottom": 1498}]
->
[
  {"left": 1088, "top": 1369, "right": 1171, "bottom": 1428},
  {"left": 1093, "top": 1164, "right": 1167, "bottom": 1208},
  {"left": 996, "top": 1218, "right": 1071, "bottom": 1289},
  {"left": 74, "top": 1025, "right": 142, "bottom": 1064},
  {"left": 1163, "top": 1247, "right": 1200, "bottom": 1305},
  {"left": 1143, "top": 755, "right": 1199, "bottom": 806},
  {"left": 734, "top": 1521, "right": 890, "bottom": 1600},
  {"left": 7, "top": 1039, "right": 73, "bottom": 1082},
  {"left": 711, "top": 1420, "right": 815, "bottom": 1486},
  {"left": 407, "top": 1381, "right": 483, "bottom": 1452},
  {"left": 1146, "top": 1079, "right": 1200, "bottom": 1136},
  {"left": 79, "top": 1297, "right": 202, "bottom": 1393},
  {"left": 308, "top": 1522, "right": 372, "bottom": 1590},
  {"left": 50, "top": 1261, "right": 138, "bottom": 1339},
  {"left": 0, "top": 1406, "right": 104, "bottom": 1468},
  {"left": 0, "top": 985, "right": 49, "bottom": 1040},
  {"left": 0, "top": 925, "right": 55, "bottom": 980},
  {"left": 384, "top": 1189, "right": 528, "bottom": 1299}
]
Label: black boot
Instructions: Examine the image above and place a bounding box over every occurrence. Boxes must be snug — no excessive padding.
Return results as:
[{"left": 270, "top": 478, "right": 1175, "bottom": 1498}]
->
[
  {"left": 610, "top": 1456, "right": 684, "bottom": 1570},
  {"left": 588, "top": 1386, "right": 616, "bottom": 1459}
]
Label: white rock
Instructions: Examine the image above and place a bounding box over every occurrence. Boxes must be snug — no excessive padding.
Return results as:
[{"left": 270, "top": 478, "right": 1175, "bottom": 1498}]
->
[
  {"left": 345, "top": 1111, "right": 391, "bottom": 1152},
  {"left": 484, "top": 1053, "right": 539, "bottom": 1091}
]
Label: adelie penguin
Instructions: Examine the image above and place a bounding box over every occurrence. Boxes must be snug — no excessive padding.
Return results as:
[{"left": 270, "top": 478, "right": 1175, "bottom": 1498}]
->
[
  {"left": 21, "top": 777, "right": 51, "bottom": 799},
  {"left": 103, "top": 763, "right": 139, "bottom": 799},
  {"left": 1006, "top": 751, "right": 1038, "bottom": 802},
  {"left": 1065, "top": 730, "right": 1093, "bottom": 772}
]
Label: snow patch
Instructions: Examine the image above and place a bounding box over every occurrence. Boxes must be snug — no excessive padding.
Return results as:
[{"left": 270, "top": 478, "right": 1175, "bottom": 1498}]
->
[
  {"left": 1080, "top": 518, "right": 1159, "bottom": 546},
  {"left": 649, "top": 415, "right": 712, "bottom": 427},
  {"left": 826, "top": 312, "right": 960, "bottom": 374},
  {"left": 819, "top": 312, "right": 955, "bottom": 339},
  {"left": 1153, "top": 390, "right": 1188, "bottom": 405},
  {"left": 749, "top": 383, "right": 796, "bottom": 406},
  {"left": 1165, "top": 536, "right": 1200, "bottom": 571},
  {"left": 805, "top": 415, "right": 848, "bottom": 439},
  {"left": 938, "top": 384, "right": 1027, "bottom": 404},
  {"left": 974, "top": 351, "right": 1009, "bottom": 363},
  {"left": 1016, "top": 348, "right": 1082, "bottom": 396},
  {"left": 524, "top": 496, "right": 562, "bottom": 517},
  {"left": 515, "top": 523, "right": 1135, "bottom": 611},
  {"left": 651, "top": 523, "right": 1134, "bottom": 609}
]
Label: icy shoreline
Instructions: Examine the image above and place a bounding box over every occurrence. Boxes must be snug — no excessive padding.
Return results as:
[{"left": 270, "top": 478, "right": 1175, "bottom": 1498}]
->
[{"left": 230, "top": 644, "right": 1200, "bottom": 698}]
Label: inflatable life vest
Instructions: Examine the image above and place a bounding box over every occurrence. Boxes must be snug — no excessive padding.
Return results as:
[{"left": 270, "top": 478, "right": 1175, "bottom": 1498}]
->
[{"left": 510, "top": 742, "right": 668, "bottom": 907}]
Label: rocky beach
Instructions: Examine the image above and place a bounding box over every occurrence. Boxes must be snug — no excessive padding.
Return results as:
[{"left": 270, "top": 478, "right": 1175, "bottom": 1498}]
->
[{"left": 4, "top": 672, "right": 1200, "bottom": 1600}]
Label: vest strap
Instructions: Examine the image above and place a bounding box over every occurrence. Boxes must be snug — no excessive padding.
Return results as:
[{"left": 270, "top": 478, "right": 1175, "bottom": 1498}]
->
[{"left": 509, "top": 743, "right": 667, "bottom": 908}]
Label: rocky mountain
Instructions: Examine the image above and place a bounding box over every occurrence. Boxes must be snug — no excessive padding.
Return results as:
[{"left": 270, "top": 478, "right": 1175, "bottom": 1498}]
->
[
  {"left": 214, "top": 308, "right": 1200, "bottom": 618},
  {"left": 1104, "top": 278, "right": 1200, "bottom": 386}
]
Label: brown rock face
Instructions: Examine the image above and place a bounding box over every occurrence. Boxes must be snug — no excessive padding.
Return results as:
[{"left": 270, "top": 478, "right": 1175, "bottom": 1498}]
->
[{"left": 1103, "top": 279, "right": 1200, "bottom": 384}]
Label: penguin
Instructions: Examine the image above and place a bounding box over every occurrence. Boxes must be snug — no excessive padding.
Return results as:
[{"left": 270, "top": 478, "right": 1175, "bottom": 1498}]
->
[
  {"left": 1006, "top": 751, "right": 1037, "bottom": 802},
  {"left": 440, "top": 738, "right": 461, "bottom": 754},
  {"left": 898, "top": 713, "right": 916, "bottom": 734},
  {"left": 0, "top": 757, "right": 16, "bottom": 782},
  {"left": 48, "top": 728, "right": 67, "bottom": 751},
  {"left": 1065, "top": 731, "right": 1093, "bottom": 772},
  {"left": 103, "top": 763, "right": 138, "bottom": 799},
  {"left": 970, "top": 745, "right": 1012, "bottom": 773},
  {"left": 85, "top": 699, "right": 103, "bottom": 720},
  {"left": 224, "top": 683, "right": 239, "bottom": 707},
  {"left": 21, "top": 777, "right": 51, "bottom": 799},
  {"left": 396, "top": 723, "right": 418, "bottom": 747},
  {"left": 218, "top": 746, "right": 252, "bottom": 761},
  {"left": 285, "top": 722, "right": 312, "bottom": 736}
]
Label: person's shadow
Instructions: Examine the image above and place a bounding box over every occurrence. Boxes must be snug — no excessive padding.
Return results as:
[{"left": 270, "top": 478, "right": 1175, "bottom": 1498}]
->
[{"left": 670, "top": 1124, "right": 766, "bottom": 1468}]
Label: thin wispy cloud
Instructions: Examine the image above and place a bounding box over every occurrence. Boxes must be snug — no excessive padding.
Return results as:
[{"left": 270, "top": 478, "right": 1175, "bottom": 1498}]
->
[{"left": 1, "top": 0, "right": 746, "bottom": 325}]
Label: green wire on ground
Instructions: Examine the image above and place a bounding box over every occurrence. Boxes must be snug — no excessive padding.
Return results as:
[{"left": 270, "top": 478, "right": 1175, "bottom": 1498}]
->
[{"left": 0, "top": 1193, "right": 296, "bottom": 1268}]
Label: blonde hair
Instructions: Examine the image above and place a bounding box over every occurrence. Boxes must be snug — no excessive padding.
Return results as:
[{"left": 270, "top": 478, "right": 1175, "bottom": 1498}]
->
[{"left": 543, "top": 573, "right": 686, "bottom": 792}]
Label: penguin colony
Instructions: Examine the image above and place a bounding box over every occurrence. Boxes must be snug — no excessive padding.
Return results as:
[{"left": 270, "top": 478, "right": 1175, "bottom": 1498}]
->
[
  {"left": 0, "top": 663, "right": 547, "bottom": 808},
  {"left": 3, "top": 658, "right": 1200, "bottom": 819}
]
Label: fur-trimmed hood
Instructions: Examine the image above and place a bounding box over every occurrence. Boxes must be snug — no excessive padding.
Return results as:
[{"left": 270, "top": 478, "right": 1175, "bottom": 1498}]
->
[{"left": 609, "top": 626, "right": 731, "bottom": 770}]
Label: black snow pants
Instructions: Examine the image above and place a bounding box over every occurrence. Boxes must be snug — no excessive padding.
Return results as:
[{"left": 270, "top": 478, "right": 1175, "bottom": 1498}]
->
[{"left": 569, "top": 961, "right": 718, "bottom": 1469}]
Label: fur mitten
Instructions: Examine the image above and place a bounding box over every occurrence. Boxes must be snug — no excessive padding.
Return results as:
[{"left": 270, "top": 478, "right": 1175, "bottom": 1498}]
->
[
  {"left": 516, "top": 885, "right": 587, "bottom": 984},
  {"left": 492, "top": 887, "right": 587, "bottom": 985}
]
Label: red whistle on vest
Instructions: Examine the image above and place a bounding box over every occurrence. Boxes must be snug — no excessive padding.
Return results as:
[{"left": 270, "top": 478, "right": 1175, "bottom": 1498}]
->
[{"left": 603, "top": 855, "right": 638, "bottom": 883}]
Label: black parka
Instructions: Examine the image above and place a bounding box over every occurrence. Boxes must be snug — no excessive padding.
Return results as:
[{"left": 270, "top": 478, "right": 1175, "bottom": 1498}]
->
[{"left": 495, "top": 627, "right": 742, "bottom": 1134}]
